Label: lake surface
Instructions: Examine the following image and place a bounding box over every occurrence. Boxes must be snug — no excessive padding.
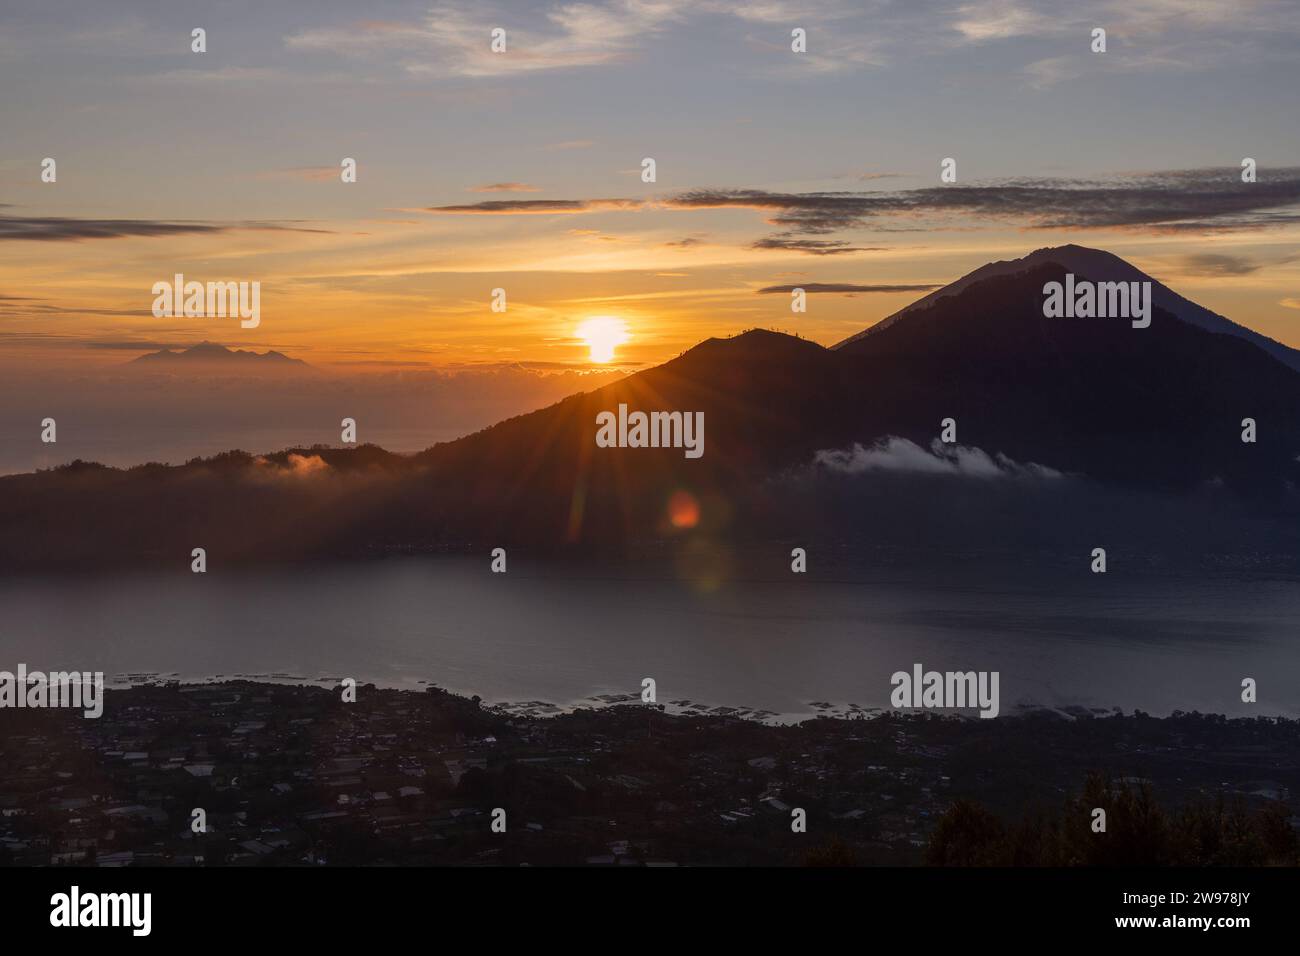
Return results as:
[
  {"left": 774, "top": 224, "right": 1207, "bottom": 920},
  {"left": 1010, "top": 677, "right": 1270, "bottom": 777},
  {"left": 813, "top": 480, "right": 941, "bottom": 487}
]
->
[{"left": 1, "top": 555, "right": 1296, "bottom": 721}]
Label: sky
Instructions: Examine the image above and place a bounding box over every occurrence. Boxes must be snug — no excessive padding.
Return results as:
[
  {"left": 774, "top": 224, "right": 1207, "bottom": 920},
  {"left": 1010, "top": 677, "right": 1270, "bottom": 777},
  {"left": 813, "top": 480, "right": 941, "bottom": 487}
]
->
[{"left": 2, "top": 0, "right": 1299, "bottom": 377}]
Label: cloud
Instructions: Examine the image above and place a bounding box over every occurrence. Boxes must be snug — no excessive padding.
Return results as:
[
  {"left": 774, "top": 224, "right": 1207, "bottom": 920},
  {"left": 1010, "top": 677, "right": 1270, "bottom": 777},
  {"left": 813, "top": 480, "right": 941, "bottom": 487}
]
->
[
  {"left": 1177, "top": 253, "right": 1262, "bottom": 277},
  {"left": 273, "top": 0, "right": 916, "bottom": 82},
  {"left": 751, "top": 237, "right": 886, "bottom": 255},
  {"left": 1281, "top": 298, "right": 1300, "bottom": 310},
  {"left": 469, "top": 182, "right": 542, "bottom": 193},
  {"left": 0, "top": 214, "right": 330, "bottom": 243},
  {"left": 286, "top": 1, "right": 690, "bottom": 78},
  {"left": 725, "top": 1, "right": 858, "bottom": 25},
  {"left": 0, "top": 215, "right": 228, "bottom": 243},
  {"left": 662, "top": 168, "right": 1300, "bottom": 235},
  {"left": 421, "top": 198, "right": 644, "bottom": 215},
  {"left": 252, "top": 453, "right": 333, "bottom": 480},
  {"left": 1023, "top": 55, "right": 1082, "bottom": 90},
  {"left": 952, "top": 0, "right": 1300, "bottom": 45},
  {"left": 0, "top": 300, "right": 156, "bottom": 318},
  {"left": 952, "top": 0, "right": 1061, "bottom": 42},
  {"left": 264, "top": 0, "right": 1300, "bottom": 83},
  {"left": 946, "top": 0, "right": 1300, "bottom": 88},
  {"left": 422, "top": 166, "right": 1300, "bottom": 238},
  {"left": 815, "top": 437, "right": 1063, "bottom": 480},
  {"left": 758, "top": 282, "right": 940, "bottom": 294}
]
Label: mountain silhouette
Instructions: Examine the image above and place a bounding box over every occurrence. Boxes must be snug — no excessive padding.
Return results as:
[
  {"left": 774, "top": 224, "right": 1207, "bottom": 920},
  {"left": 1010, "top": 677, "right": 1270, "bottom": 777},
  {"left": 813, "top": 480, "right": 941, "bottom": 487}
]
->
[
  {"left": 129, "top": 342, "right": 314, "bottom": 372},
  {"left": 829, "top": 257, "right": 1300, "bottom": 489},
  {"left": 407, "top": 247, "right": 1300, "bottom": 502},
  {"left": 6, "top": 246, "right": 1300, "bottom": 567},
  {"left": 835, "top": 244, "right": 1300, "bottom": 373}
]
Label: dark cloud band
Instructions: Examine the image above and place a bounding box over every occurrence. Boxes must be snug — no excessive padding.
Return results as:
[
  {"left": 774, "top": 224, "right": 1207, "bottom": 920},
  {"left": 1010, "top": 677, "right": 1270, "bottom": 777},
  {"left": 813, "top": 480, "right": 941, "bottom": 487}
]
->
[
  {"left": 0, "top": 215, "right": 330, "bottom": 242},
  {"left": 670, "top": 168, "right": 1300, "bottom": 236},
  {"left": 757, "top": 283, "right": 942, "bottom": 295}
]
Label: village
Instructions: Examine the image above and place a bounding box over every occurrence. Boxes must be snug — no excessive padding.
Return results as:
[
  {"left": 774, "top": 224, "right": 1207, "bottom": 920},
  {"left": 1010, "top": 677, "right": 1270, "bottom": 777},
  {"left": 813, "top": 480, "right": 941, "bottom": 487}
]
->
[{"left": 1, "top": 680, "right": 1296, "bottom": 867}]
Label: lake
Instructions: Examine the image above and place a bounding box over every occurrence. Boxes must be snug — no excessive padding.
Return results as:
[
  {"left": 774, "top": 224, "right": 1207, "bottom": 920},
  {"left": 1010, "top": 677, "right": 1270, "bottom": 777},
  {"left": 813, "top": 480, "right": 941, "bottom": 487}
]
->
[{"left": 1, "top": 554, "right": 1295, "bottom": 721}]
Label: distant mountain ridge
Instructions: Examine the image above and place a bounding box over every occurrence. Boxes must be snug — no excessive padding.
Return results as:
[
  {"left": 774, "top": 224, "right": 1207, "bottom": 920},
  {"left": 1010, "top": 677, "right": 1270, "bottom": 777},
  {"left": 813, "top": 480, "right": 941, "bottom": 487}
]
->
[{"left": 129, "top": 342, "right": 313, "bottom": 370}]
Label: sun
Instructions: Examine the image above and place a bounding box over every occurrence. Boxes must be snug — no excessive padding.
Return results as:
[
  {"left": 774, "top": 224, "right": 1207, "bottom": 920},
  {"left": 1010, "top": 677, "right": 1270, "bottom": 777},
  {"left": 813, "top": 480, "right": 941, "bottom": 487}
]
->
[{"left": 576, "top": 316, "right": 630, "bottom": 364}]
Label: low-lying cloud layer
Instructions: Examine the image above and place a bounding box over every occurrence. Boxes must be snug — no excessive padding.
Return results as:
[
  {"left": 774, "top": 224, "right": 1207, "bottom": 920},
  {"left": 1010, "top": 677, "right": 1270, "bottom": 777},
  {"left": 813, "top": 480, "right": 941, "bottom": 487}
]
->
[{"left": 815, "top": 437, "right": 1065, "bottom": 480}]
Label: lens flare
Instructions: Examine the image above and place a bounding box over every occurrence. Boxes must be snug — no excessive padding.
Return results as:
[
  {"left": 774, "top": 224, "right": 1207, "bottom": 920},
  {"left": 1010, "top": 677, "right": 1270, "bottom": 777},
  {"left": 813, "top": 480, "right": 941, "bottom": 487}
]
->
[{"left": 667, "top": 490, "right": 700, "bottom": 529}]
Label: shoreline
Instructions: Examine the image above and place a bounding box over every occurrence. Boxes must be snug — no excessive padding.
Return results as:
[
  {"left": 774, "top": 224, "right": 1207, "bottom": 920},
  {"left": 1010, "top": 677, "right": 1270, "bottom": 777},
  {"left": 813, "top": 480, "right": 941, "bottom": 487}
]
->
[{"left": 92, "top": 672, "right": 1267, "bottom": 725}]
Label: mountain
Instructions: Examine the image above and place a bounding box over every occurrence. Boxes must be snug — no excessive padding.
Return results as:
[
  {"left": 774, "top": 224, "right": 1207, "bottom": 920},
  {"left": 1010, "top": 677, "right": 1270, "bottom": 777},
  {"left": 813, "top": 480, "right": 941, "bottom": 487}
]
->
[
  {"left": 385, "top": 260, "right": 1300, "bottom": 545},
  {"left": 834, "top": 244, "right": 1300, "bottom": 373},
  {"left": 828, "top": 259, "right": 1300, "bottom": 488},
  {"left": 6, "top": 247, "right": 1300, "bottom": 568},
  {"left": 129, "top": 342, "right": 315, "bottom": 372}
]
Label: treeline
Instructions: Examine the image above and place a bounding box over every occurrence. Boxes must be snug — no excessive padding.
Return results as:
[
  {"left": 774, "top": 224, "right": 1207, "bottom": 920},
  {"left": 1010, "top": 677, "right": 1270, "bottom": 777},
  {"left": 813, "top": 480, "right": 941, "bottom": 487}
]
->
[{"left": 924, "top": 772, "right": 1298, "bottom": 866}]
